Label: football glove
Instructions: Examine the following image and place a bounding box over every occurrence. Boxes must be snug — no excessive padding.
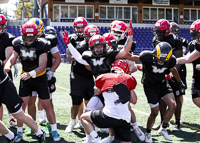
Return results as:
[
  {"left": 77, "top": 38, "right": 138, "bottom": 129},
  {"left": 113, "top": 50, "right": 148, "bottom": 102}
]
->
[
  {"left": 178, "top": 81, "right": 186, "bottom": 95},
  {"left": 60, "top": 30, "right": 70, "bottom": 45},
  {"left": 46, "top": 71, "right": 53, "bottom": 81},
  {"left": 128, "top": 20, "right": 133, "bottom": 36}
]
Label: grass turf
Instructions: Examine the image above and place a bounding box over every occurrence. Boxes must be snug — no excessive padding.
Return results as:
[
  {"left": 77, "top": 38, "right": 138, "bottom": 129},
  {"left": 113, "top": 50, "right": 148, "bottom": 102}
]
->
[{"left": 0, "top": 63, "right": 200, "bottom": 143}]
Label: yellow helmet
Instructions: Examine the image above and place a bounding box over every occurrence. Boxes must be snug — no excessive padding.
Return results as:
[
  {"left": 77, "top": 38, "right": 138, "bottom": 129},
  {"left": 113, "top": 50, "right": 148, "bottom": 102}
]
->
[{"left": 29, "top": 18, "right": 45, "bottom": 37}]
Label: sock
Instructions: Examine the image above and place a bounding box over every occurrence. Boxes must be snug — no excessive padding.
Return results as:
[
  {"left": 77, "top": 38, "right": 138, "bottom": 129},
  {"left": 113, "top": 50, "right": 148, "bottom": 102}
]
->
[
  {"left": 132, "top": 122, "right": 138, "bottom": 130},
  {"left": 50, "top": 123, "right": 57, "bottom": 132},
  {"left": 35, "top": 127, "right": 43, "bottom": 136},
  {"left": 38, "top": 110, "right": 43, "bottom": 119},
  {"left": 43, "top": 110, "right": 48, "bottom": 121},
  {"left": 90, "top": 130, "right": 100, "bottom": 141},
  {"left": 78, "top": 120, "right": 82, "bottom": 125},
  {"left": 108, "top": 135, "right": 114, "bottom": 140},
  {"left": 95, "top": 127, "right": 98, "bottom": 132},
  {"left": 176, "top": 119, "right": 180, "bottom": 127},
  {"left": 17, "top": 127, "right": 23, "bottom": 133},
  {"left": 70, "top": 118, "right": 76, "bottom": 126},
  {"left": 146, "top": 128, "right": 151, "bottom": 133},
  {"left": 5, "top": 131, "right": 14, "bottom": 140},
  {"left": 8, "top": 114, "right": 13, "bottom": 121},
  {"left": 86, "top": 134, "right": 92, "bottom": 142},
  {"left": 161, "top": 115, "right": 164, "bottom": 122},
  {"left": 162, "top": 122, "right": 168, "bottom": 128}
]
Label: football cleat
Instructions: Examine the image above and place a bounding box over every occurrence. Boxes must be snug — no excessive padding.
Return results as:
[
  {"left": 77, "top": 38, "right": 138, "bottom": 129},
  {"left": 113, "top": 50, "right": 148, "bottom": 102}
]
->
[
  {"left": 46, "top": 122, "right": 51, "bottom": 135},
  {"left": 52, "top": 130, "right": 60, "bottom": 141},
  {"left": 134, "top": 127, "right": 145, "bottom": 141},
  {"left": 158, "top": 127, "right": 173, "bottom": 141},
  {"left": 74, "top": 121, "right": 84, "bottom": 129},
  {"left": 102, "top": 136, "right": 114, "bottom": 143},
  {"left": 9, "top": 118, "right": 17, "bottom": 128},
  {"left": 65, "top": 123, "right": 75, "bottom": 133},
  {"left": 39, "top": 118, "right": 46, "bottom": 125},
  {"left": 37, "top": 130, "right": 46, "bottom": 143},
  {"left": 14, "top": 132, "right": 23, "bottom": 142},
  {"left": 144, "top": 132, "right": 153, "bottom": 143},
  {"left": 26, "top": 128, "right": 35, "bottom": 136},
  {"left": 172, "top": 125, "right": 180, "bottom": 132}
]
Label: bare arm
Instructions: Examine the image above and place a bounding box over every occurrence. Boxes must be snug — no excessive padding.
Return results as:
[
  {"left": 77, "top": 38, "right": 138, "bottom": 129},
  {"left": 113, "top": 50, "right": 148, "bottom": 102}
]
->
[
  {"left": 94, "top": 87, "right": 101, "bottom": 95},
  {"left": 129, "top": 90, "right": 137, "bottom": 105},
  {"left": 124, "top": 53, "right": 141, "bottom": 62},
  {"left": 170, "top": 67, "right": 181, "bottom": 83},
  {"left": 177, "top": 49, "right": 200, "bottom": 64},
  {"left": 35, "top": 53, "right": 47, "bottom": 75},
  {"left": 50, "top": 51, "right": 61, "bottom": 72},
  {"left": 4, "top": 46, "right": 13, "bottom": 65},
  {"left": 115, "top": 35, "right": 133, "bottom": 59}
]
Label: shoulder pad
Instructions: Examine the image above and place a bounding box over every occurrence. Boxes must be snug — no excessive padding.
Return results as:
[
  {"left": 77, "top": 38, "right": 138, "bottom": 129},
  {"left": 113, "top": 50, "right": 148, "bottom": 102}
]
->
[
  {"left": 139, "top": 50, "right": 153, "bottom": 62},
  {"left": 12, "top": 36, "right": 22, "bottom": 46},
  {"left": 69, "top": 34, "right": 78, "bottom": 40},
  {"left": 82, "top": 50, "right": 92, "bottom": 59},
  {"left": 8, "top": 32, "right": 16, "bottom": 39},
  {"left": 45, "top": 34, "right": 58, "bottom": 47}
]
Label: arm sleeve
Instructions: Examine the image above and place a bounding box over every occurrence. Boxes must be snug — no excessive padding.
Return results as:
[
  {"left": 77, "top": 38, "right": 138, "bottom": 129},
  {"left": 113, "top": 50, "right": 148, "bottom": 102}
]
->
[{"left": 67, "top": 43, "right": 89, "bottom": 65}]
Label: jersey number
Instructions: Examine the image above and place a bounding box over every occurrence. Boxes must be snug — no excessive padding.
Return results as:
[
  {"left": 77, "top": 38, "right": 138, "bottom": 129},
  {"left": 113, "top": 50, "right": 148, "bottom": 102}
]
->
[{"left": 152, "top": 66, "right": 167, "bottom": 73}]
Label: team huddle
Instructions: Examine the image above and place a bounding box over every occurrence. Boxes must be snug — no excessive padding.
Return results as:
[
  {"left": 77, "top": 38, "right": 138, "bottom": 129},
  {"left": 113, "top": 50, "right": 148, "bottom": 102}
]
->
[{"left": 0, "top": 13, "right": 200, "bottom": 143}]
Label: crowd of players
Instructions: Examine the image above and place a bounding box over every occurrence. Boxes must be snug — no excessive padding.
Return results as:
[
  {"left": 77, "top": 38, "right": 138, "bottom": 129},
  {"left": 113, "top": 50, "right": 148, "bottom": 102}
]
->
[{"left": 0, "top": 13, "right": 200, "bottom": 143}]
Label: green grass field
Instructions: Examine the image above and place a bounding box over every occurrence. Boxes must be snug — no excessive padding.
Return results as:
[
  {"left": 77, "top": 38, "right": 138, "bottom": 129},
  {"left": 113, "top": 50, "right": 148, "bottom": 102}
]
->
[{"left": 0, "top": 63, "right": 200, "bottom": 143}]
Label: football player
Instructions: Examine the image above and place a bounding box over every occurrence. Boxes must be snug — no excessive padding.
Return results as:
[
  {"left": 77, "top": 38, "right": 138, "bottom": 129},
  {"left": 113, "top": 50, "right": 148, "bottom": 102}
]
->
[
  {"left": 0, "top": 14, "right": 18, "bottom": 129},
  {"left": 10, "top": 21, "right": 60, "bottom": 142},
  {"left": 80, "top": 59, "right": 137, "bottom": 143},
  {"left": 65, "top": 17, "right": 94, "bottom": 133},
  {"left": 177, "top": 20, "right": 200, "bottom": 109},
  {"left": 1, "top": 59, "right": 46, "bottom": 143},
  {"left": 25, "top": 18, "right": 61, "bottom": 140},
  {"left": 103, "top": 32, "right": 145, "bottom": 141},
  {"left": 152, "top": 19, "right": 184, "bottom": 132},
  {"left": 125, "top": 42, "right": 185, "bottom": 142}
]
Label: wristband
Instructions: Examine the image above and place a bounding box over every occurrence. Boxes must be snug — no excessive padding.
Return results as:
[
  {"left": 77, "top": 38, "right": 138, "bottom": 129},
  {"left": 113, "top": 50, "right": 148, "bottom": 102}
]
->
[{"left": 29, "top": 70, "right": 36, "bottom": 78}]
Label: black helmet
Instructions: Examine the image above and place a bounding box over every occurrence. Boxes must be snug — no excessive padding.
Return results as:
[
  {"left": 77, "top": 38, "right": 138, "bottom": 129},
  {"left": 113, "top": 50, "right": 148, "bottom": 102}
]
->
[
  {"left": 170, "top": 22, "right": 180, "bottom": 35},
  {"left": 154, "top": 42, "right": 172, "bottom": 65},
  {"left": 44, "top": 26, "right": 57, "bottom": 36}
]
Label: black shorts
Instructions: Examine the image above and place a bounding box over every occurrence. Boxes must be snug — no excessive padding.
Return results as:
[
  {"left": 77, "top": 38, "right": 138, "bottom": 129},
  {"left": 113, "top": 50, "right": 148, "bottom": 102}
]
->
[
  {"left": 179, "top": 64, "right": 187, "bottom": 88},
  {"left": 191, "top": 78, "right": 200, "bottom": 99},
  {"left": 168, "top": 80, "right": 184, "bottom": 97},
  {"left": 19, "top": 75, "right": 50, "bottom": 100},
  {"left": 91, "top": 110, "right": 131, "bottom": 142},
  {"left": 0, "top": 78, "right": 23, "bottom": 113},
  {"left": 143, "top": 81, "right": 173, "bottom": 104},
  {"left": 48, "top": 77, "right": 56, "bottom": 93},
  {"left": 70, "top": 72, "right": 94, "bottom": 102}
]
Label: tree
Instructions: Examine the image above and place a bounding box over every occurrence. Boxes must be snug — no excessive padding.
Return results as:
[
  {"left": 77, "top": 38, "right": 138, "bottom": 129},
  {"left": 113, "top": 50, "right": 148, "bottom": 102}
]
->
[{"left": 14, "top": 0, "right": 33, "bottom": 19}]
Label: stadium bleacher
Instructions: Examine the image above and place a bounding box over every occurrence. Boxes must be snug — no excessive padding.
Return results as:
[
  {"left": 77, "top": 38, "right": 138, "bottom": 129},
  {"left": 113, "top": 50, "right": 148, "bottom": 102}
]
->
[{"left": 7, "top": 26, "right": 191, "bottom": 56}]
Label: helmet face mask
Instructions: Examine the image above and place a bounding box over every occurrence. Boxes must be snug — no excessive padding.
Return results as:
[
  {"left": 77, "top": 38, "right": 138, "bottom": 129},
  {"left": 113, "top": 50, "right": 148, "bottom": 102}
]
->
[
  {"left": 73, "top": 17, "right": 88, "bottom": 37},
  {"left": 155, "top": 29, "right": 166, "bottom": 41},
  {"left": 154, "top": 19, "right": 170, "bottom": 40},
  {"left": 110, "top": 21, "right": 127, "bottom": 41},
  {"left": 22, "top": 34, "right": 37, "bottom": 46},
  {"left": 170, "top": 22, "right": 180, "bottom": 35},
  {"left": 89, "top": 35, "right": 106, "bottom": 56}
]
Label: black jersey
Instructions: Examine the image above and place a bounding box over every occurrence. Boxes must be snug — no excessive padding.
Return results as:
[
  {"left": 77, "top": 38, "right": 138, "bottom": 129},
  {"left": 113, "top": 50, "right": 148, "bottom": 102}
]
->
[
  {"left": 188, "top": 40, "right": 200, "bottom": 79},
  {"left": 0, "top": 60, "right": 7, "bottom": 81},
  {"left": 180, "top": 37, "right": 188, "bottom": 48},
  {"left": 12, "top": 36, "right": 51, "bottom": 72},
  {"left": 117, "top": 36, "right": 136, "bottom": 52},
  {"left": 82, "top": 48, "right": 119, "bottom": 78},
  {"left": 70, "top": 34, "right": 84, "bottom": 48},
  {"left": 153, "top": 34, "right": 182, "bottom": 52},
  {"left": 42, "top": 34, "right": 58, "bottom": 68},
  {"left": 139, "top": 51, "right": 176, "bottom": 86},
  {"left": 0, "top": 32, "right": 15, "bottom": 61},
  {"left": 71, "top": 39, "right": 93, "bottom": 79}
]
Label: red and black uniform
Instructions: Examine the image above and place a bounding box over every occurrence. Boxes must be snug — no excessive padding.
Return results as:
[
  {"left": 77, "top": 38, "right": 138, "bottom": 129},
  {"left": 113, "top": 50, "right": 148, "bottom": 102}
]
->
[
  {"left": 188, "top": 40, "right": 200, "bottom": 99},
  {"left": 117, "top": 36, "right": 136, "bottom": 53},
  {"left": 91, "top": 73, "right": 136, "bottom": 142},
  {"left": 69, "top": 35, "right": 94, "bottom": 105},
  {"left": 0, "top": 60, "right": 23, "bottom": 113},
  {"left": 153, "top": 33, "right": 183, "bottom": 96},
  {"left": 0, "top": 32, "right": 15, "bottom": 80},
  {"left": 139, "top": 51, "right": 175, "bottom": 104},
  {"left": 12, "top": 36, "right": 51, "bottom": 99}
]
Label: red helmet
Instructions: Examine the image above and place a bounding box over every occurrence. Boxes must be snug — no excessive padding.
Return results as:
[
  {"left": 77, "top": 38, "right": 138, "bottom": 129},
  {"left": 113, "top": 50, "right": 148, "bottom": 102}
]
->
[
  {"left": 111, "top": 21, "right": 128, "bottom": 41},
  {"left": 21, "top": 22, "right": 38, "bottom": 45},
  {"left": 110, "top": 20, "right": 119, "bottom": 31},
  {"left": 89, "top": 35, "right": 106, "bottom": 56},
  {"left": 84, "top": 25, "right": 100, "bottom": 42},
  {"left": 154, "top": 19, "right": 170, "bottom": 40},
  {"left": 111, "top": 59, "right": 130, "bottom": 74},
  {"left": 0, "top": 14, "right": 7, "bottom": 34},
  {"left": 190, "top": 20, "right": 200, "bottom": 41},
  {"left": 103, "top": 33, "right": 116, "bottom": 47},
  {"left": 73, "top": 17, "right": 88, "bottom": 36}
]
